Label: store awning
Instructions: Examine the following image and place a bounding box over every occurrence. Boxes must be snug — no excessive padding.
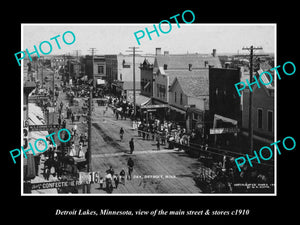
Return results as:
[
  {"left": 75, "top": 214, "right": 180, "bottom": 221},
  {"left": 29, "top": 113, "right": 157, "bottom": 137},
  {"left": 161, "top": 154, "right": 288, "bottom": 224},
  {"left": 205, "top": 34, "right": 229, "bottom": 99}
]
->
[
  {"left": 213, "top": 114, "right": 238, "bottom": 125},
  {"left": 129, "top": 94, "right": 151, "bottom": 106},
  {"left": 27, "top": 103, "right": 49, "bottom": 155},
  {"left": 141, "top": 104, "right": 169, "bottom": 109},
  {"left": 168, "top": 104, "right": 186, "bottom": 114}
]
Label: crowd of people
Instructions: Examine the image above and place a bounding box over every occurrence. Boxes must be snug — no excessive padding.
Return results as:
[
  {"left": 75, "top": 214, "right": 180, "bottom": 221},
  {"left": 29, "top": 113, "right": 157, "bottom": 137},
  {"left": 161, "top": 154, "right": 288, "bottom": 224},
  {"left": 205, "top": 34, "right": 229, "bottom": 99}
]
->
[
  {"left": 108, "top": 96, "right": 136, "bottom": 120},
  {"left": 38, "top": 79, "right": 92, "bottom": 182},
  {"left": 104, "top": 94, "right": 274, "bottom": 193}
]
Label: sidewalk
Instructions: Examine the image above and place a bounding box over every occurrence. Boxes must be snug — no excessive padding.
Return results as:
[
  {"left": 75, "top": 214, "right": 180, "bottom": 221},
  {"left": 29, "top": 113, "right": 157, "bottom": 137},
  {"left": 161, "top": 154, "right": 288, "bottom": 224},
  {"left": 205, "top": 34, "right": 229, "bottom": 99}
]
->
[{"left": 36, "top": 85, "right": 88, "bottom": 183}]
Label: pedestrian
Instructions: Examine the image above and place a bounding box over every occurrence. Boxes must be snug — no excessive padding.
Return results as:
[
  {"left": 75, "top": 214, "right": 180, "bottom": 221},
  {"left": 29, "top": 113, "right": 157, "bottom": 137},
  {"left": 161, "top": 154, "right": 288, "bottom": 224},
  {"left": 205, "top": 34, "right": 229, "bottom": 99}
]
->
[
  {"left": 113, "top": 174, "right": 120, "bottom": 188},
  {"left": 79, "top": 133, "right": 85, "bottom": 146},
  {"left": 99, "top": 177, "right": 104, "bottom": 189},
  {"left": 78, "top": 142, "right": 84, "bottom": 158},
  {"left": 146, "top": 127, "right": 150, "bottom": 140},
  {"left": 73, "top": 124, "right": 77, "bottom": 137},
  {"left": 105, "top": 171, "right": 113, "bottom": 193},
  {"left": 62, "top": 119, "right": 67, "bottom": 128},
  {"left": 58, "top": 115, "right": 61, "bottom": 127},
  {"left": 156, "top": 138, "right": 160, "bottom": 151},
  {"left": 119, "top": 127, "right": 124, "bottom": 141},
  {"left": 129, "top": 138, "right": 134, "bottom": 154},
  {"left": 119, "top": 169, "right": 126, "bottom": 185},
  {"left": 107, "top": 165, "right": 114, "bottom": 176},
  {"left": 69, "top": 143, "right": 76, "bottom": 156},
  {"left": 127, "top": 157, "right": 134, "bottom": 180},
  {"left": 71, "top": 113, "right": 75, "bottom": 124},
  {"left": 142, "top": 130, "right": 145, "bottom": 140}
]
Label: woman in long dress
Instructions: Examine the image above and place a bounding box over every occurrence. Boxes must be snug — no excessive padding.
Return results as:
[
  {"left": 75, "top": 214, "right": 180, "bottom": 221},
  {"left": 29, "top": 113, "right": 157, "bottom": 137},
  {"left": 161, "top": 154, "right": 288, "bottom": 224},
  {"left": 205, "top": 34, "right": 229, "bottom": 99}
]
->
[{"left": 69, "top": 143, "right": 76, "bottom": 157}]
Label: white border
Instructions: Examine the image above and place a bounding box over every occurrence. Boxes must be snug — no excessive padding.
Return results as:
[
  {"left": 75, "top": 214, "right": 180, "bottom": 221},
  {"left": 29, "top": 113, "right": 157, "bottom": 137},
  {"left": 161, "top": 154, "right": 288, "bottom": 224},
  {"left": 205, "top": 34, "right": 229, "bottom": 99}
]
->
[{"left": 21, "top": 23, "right": 277, "bottom": 196}]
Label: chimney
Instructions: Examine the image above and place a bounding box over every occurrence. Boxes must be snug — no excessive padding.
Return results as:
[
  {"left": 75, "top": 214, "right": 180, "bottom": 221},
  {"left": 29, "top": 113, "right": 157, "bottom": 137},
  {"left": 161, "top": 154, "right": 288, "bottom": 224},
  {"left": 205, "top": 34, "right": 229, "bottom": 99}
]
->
[
  {"left": 164, "top": 51, "right": 169, "bottom": 55},
  {"left": 155, "top": 48, "right": 162, "bottom": 55},
  {"left": 212, "top": 49, "right": 216, "bottom": 57}
]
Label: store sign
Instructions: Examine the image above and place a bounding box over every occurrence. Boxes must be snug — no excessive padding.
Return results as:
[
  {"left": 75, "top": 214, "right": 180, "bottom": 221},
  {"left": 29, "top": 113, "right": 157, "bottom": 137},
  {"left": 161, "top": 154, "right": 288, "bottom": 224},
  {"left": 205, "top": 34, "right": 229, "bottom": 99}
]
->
[
  {"left": 79, "top": 171, "right": 101, "bottom": 185},
  {"left": 210, "top": 127, "right": 240, "bottom": 135},
  {"left": 28, "top": 95, "right": 49, "bottom": 103},
  {"left": 30, "top": 180, "right": 81, "bottom": 190},
  {"left": 97, "top": 79, "right": 105, "bottom": 85},
  {"left": 29, "top": 124, "right": 60, "bottom": 131}
]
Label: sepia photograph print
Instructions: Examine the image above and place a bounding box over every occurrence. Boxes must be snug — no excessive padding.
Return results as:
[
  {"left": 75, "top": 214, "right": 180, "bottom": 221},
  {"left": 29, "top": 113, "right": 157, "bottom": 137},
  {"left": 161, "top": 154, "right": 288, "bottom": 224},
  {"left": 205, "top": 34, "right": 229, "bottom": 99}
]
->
[{"left": 21, "top": 23, "right": 276, "bottom": 195}]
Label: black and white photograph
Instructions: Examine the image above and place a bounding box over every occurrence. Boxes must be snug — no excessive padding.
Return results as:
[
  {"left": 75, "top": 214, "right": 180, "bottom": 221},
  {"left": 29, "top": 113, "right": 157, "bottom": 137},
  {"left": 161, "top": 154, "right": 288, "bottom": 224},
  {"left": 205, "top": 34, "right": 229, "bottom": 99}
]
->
[
  {"left": 21, "top": 24, "right": 276, "bottom": 195},
  {"left": 3, "top": 4, "right": 298, "bottom": 223}
]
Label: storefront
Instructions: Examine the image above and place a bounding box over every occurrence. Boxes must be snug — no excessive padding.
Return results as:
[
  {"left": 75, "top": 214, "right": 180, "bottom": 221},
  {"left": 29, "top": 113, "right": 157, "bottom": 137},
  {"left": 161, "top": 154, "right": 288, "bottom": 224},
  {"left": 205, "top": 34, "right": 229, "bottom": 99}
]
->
[
  {"left": 168, "top": 104, "right": 187, "bottom": 127},
  {"left": 24, "top": 103, "right": 50, "bottom": 181},
  {"left": 140, "top": 104, "right": 169, "bottom": 123},
  {"left": 210, "top": 114, "right": 239, "bottom": 148},
  {"left": 127, "top": 94, "right": 151, "bottom": 119}
]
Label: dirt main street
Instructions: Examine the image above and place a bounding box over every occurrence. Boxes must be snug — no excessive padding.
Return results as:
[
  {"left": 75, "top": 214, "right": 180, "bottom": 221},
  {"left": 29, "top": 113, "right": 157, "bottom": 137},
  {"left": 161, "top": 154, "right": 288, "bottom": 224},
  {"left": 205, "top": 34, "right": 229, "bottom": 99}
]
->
[{"left": 89, "top": 104, "right": 203, "bottom": 194}]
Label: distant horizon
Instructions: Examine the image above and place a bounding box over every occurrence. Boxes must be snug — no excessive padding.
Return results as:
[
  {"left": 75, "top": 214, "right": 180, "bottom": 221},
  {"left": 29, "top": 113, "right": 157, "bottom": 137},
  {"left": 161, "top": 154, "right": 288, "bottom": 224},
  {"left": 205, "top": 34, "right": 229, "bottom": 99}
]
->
[{"left": 37, "top": 51, "right": 275, "bottom": 58}]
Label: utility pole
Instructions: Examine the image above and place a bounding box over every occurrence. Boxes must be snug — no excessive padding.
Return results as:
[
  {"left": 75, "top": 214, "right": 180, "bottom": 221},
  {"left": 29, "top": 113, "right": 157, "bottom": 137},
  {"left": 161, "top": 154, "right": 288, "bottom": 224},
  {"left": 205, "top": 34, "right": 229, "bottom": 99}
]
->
[
  {"left": 86, "top": 86, "right": 93, "bottom": 193},
  {"left": 41, "top": 58, "right": 44, "bottom": 88},
  {"left": 86, "top": 48, "right": 96, "bottom": 194},
  {"left": 52, "top": 68, "right": 55, "bottom": 123},
  {"left": 126, "top": 47, "right": 142, "bottom": 117},
  {"left": 242, "top": 46, "right": 268, "bottom": 153},
  {"left": 88, "top": 48, "right": 97, "bottom": 87}
]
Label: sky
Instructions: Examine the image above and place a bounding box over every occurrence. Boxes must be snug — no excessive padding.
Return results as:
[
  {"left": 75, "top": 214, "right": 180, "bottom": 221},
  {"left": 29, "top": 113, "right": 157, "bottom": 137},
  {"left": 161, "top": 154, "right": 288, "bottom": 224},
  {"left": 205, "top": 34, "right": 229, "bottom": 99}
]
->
[{"left": 22, "top": 24, "right": 275, "bottom": 57}]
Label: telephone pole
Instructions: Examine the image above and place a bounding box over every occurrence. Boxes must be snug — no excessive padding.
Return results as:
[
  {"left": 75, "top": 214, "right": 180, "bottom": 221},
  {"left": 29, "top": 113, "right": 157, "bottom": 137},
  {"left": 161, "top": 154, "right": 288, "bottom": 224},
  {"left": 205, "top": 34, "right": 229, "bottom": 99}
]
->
[
  {"left": 126, "top": 47, "right": 142, "bottom": 116},
  {"left": 86, "top": 86, "right": 93, "bottom": 194},
  {"left": 242, "top": 46, "right": 268, "bottom": 153},
  {"left": 88, "top": 48, "right": 97, "bottom": 87},
  {"left": 86, "top": 48, "right": 96, "bottom": 194}
]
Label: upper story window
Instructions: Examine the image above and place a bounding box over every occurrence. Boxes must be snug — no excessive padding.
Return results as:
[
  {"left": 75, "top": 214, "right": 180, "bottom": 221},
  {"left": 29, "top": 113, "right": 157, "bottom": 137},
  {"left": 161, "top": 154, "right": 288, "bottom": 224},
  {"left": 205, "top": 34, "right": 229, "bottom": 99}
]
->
[
  {"left": 180, "top": 93, "right": 183, "bottom": 105},
  {"left": 98, "top": 65, "right": 104, "bottom": 74}
]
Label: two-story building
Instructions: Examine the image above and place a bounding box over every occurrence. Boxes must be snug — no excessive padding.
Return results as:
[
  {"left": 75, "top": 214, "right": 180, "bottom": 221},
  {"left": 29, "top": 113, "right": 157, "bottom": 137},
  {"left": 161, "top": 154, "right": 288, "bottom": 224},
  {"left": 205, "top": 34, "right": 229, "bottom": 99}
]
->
[
  {"left": 106, "top": 53, "right": 154, "bottom": 101},
  {"left": 84, "top": 55, "right": 106, "bottom": 87},
  {"left": 208, "top": 67, "right": 242, "bottom": 148},
  {"left": 151, "top": 49, "right": 221, "bottom": 105},
  {"left": 168, "top": 72, "right": 209, "bottom": 131},
  {"left": 242, "top": 62, "right": 274, "bottom": 146}
]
